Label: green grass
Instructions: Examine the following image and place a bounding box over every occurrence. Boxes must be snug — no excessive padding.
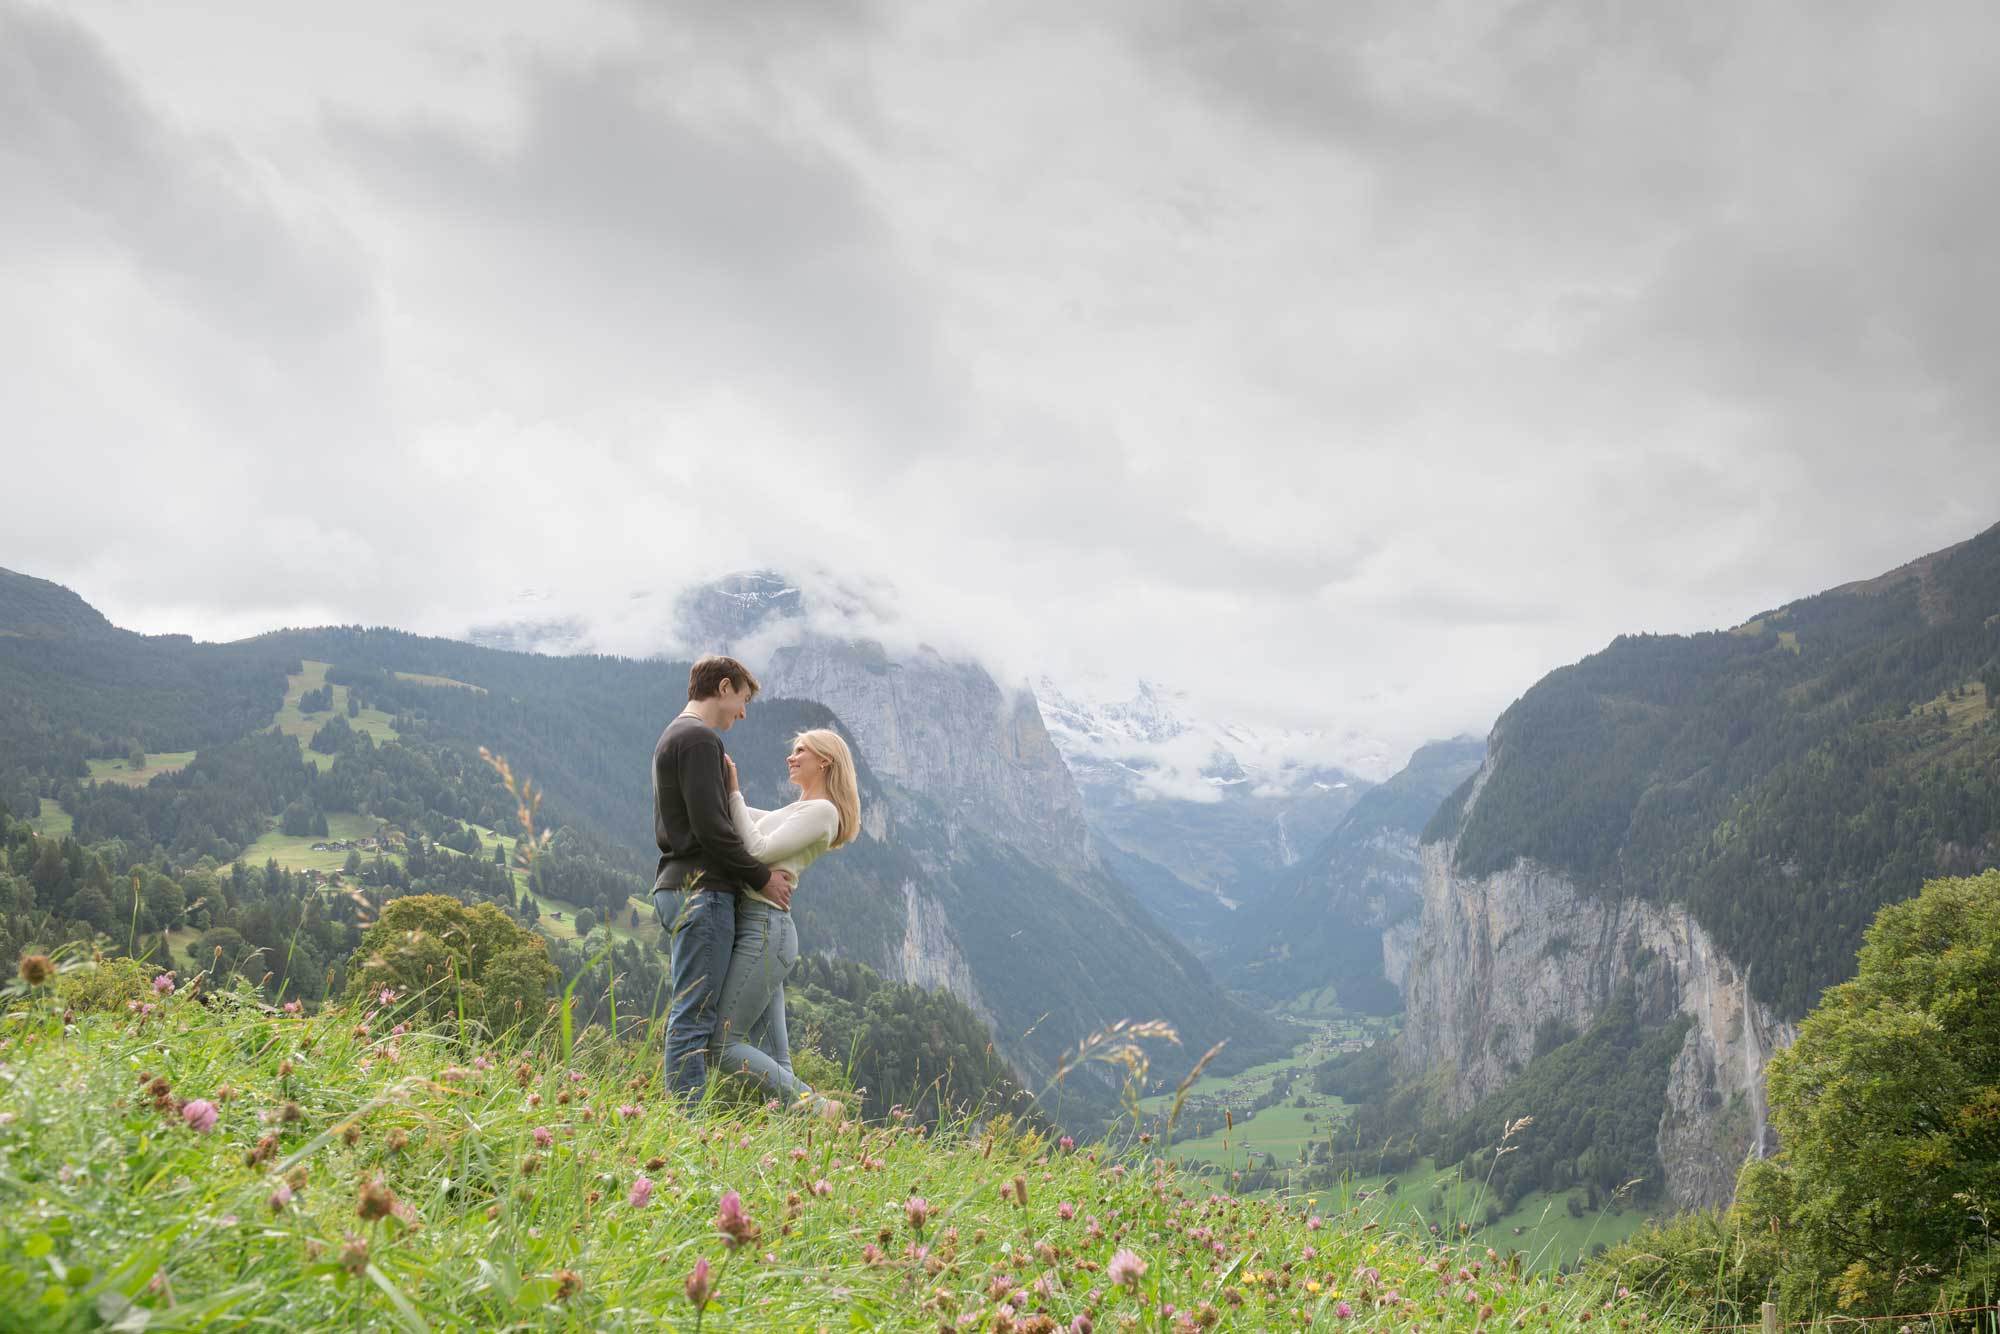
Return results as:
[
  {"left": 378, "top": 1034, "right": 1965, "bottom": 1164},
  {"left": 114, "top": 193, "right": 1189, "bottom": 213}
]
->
[
  {"left": 1165, "top": 1098, "right": 1348, "bottom": 1167},
  {"left": 392, "top": 668, "right": 486, "bottom": 694},
  {"left": 1925, "top": 679, "right": 1996, "bottom": 734},
  {"left": 1275, "top": 986, "right": 1347, "bottom": 1019},
  {"left": 0, "top": 974, "right": 1677, "bottom": 1332},
  {"left": 273, "top": 661, "right": 400, "bottom": 770},
  {"left": 240, "top": 813, "right": 387, "bottom": 874},
  {"left": 518, "top": 885, "right": 662, "bottom": 949},
  {"left": 85, "top": 751, "right": 197, "bottom": 787},
  {"left": 1136, "top": 1046, "right": 1318, "bottom": 1113},
  {"left": 29, "top": 799, "right": 71, "bottom": 838},
  {"left": 164, "top": 926, "right": 203, "bottom": 971},
  {"left": 1325, "top": 1159, "right": 1659, "bottom": 1273}
]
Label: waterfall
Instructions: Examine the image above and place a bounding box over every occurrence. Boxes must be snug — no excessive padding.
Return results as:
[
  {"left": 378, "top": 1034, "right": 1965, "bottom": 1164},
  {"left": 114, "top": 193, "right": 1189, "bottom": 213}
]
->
[{"left": 1743, "top": 967, "right": 1770, "bottom": 1159}]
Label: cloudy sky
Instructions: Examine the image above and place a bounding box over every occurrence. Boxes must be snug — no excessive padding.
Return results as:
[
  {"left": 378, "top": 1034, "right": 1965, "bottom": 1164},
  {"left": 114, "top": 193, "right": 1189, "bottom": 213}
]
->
[{"left": 6, "top": 0, "right": 1999, "bottom": 776}]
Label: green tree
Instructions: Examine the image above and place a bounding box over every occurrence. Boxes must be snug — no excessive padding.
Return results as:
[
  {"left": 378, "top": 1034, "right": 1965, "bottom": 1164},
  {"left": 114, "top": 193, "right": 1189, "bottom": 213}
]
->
[
  {"left": 138, "top": 867, "right": 186, "bottom": 932},
  {"left": 1750, "top": 869, "right": 2000, "bottom": 1313},
  {"left": 194, "top": 926, "right": 257, "bottom": 980},
  {"left": 344, "top": 893, "right": 555, "bottom": 1037}
]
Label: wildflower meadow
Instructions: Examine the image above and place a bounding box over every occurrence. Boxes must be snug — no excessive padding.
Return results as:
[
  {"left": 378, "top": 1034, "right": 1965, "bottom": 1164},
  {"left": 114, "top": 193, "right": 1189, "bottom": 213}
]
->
[{"left": 0, "top": 955, "right": 1681, "bottom": 1332}]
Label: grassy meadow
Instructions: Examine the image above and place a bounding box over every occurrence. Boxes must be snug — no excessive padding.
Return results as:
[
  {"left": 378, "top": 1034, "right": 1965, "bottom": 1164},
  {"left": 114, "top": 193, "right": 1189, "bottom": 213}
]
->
[
  {"left": 86, "top": 751, "right": 197, "bottom": 787},
  {"left": 0, "top": 961, "right": 1678, "bottom": 1332},
  {"left": 30, "top": 799, "right": 70, "bottom": 838},
  {"left": 1135, "top": 1006, "right": 1657, "bottom": 1274},
  {"left": 240, "top": 813, "right": 388, "bottom": 875},
  {"left": 273, "top": 661, "right": 401, "bottom": 770},
  {"left": 389, "top": 669, "right": 486, "bottom": 693}
]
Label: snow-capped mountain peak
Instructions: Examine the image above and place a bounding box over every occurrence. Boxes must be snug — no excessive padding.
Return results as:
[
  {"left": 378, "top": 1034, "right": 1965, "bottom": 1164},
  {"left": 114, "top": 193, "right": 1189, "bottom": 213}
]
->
[{"left": 1035, "top": 675, "right": 1376, "bottom": 804}]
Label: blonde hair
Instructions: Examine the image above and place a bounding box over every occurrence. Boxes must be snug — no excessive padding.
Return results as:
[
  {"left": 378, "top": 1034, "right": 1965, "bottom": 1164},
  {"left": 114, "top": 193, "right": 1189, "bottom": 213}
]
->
[{"left": 795, "top": 728, "right": 861, "bottom": 849}]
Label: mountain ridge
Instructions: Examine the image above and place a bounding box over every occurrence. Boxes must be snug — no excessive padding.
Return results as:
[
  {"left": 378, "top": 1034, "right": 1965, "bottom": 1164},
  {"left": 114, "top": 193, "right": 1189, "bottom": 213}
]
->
[
  {"left": 0, "top": 569, "right": 1288, "bottom": 1124},
  {"left": 1394, "top": 519, "right": 2000, "bottom": 1208}
]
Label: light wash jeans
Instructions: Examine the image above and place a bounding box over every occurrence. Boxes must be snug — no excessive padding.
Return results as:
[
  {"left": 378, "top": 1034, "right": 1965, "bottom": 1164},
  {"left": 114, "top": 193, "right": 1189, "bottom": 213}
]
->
[
  {"left": 656, "top": 887, "right": 735, "bottom": 1100},
  {"left": 712, "top": 898, "right": 822, "bottom": 1107}
]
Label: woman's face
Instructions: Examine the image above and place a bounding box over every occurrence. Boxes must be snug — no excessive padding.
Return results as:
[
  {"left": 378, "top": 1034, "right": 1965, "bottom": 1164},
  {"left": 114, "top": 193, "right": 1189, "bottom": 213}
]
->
[{"left": 786, "top": 741, "right": 826, "bottom": 790}]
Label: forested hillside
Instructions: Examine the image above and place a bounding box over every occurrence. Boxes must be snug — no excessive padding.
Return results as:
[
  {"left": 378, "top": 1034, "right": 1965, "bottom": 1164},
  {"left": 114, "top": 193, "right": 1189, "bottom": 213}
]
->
[
  {"left": 1427, "top": 523, "right": 2000, "bottom": 1016},
  {"left": 0, "top": 568, "right": 293, "bottom": 782}
]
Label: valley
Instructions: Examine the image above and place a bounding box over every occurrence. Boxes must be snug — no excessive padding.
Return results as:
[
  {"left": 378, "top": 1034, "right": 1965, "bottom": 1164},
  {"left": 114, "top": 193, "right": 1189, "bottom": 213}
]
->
[
  {"left": 3, "top": 523, "right": 1998, "bottom": 1325},
  {"left": 1130, "top": 997, "right": 1661, "bottom": 1271}
]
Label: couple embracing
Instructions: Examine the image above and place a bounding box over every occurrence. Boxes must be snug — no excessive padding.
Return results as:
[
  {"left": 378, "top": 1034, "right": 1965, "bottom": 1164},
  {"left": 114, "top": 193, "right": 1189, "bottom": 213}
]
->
[{"left": 650, "top": 654, "right": 858, "bottom": 1119}]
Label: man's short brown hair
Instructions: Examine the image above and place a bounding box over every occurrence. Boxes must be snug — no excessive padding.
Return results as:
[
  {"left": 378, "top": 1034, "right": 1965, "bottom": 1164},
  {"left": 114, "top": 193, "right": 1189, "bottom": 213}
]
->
[{"left": 688, "top": 655, "right": 760, "bottom": 701}]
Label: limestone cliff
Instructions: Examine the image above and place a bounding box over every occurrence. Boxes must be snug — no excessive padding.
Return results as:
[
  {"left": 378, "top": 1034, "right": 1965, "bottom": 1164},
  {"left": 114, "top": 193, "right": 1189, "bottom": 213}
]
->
[
  {"left": 766, "top": 640, "right": 1091, "bottom": 868},
  {"left": 1397, "top": 790, "right": 1795, "bottom": 1210}
]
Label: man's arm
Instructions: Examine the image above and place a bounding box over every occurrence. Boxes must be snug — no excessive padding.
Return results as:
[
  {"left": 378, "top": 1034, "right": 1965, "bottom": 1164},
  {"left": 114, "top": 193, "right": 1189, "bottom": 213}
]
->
[{"left": 676, "top": 735, "right": 773, "bottom": 893}]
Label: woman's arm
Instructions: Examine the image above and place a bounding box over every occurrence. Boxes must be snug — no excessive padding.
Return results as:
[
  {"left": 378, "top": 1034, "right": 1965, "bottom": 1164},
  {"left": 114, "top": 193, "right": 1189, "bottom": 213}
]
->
[
  {"left": 729, "top": 791, "right": 770, "bottom": 849},
  {"left": 729, "top": 797, "right": 838, "bottom": 864}
]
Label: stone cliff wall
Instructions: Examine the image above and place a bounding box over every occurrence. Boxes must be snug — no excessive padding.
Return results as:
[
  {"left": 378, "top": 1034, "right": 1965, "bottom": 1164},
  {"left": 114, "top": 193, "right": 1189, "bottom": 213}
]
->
[
  {"left": 893, "top": 882, "right": 989, "bottom": 1016},
  {"left": 765, "top": 637, "right": 1093, "bottom": 868},
  {"left": 1395, "top": 838, "right": 1795, "bottom": 1210}
]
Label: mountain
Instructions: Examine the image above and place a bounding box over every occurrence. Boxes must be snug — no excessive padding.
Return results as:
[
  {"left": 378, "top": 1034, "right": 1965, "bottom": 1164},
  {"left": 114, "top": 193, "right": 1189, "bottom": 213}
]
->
[
  {"left": 0, "top": 567, "right": 118, "bottom": 639},
  {"left": 1036, "top": 676, "right": 1373, "bottom": 947},
  {"left": 1216, "top": 734, "right": 1485, "bottom": 1011},
  {"left": 683, "top": 574, "right": 1094, "bottom": 868},
  {"left": 0, "top": 567, "right": 294, "bottom": 780},
  {"left": 1395, "top": 521, "right": 2000, "bottom": 1209},
  {"left": 0, "top": 569, "right": 1291, "bottom": 1129}
]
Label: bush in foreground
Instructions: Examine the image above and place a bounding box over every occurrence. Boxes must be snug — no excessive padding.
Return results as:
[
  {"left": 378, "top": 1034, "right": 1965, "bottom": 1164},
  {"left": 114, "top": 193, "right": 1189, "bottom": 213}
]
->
[{"left": 0, "top": 967, "right": 1675, "bottom": 1331}]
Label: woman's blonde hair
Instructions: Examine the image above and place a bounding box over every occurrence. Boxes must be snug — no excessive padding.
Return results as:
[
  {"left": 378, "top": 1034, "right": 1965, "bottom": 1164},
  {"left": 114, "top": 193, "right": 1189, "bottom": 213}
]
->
[{"left": 796, "top": 728, "right": 861, "bottom": 850}]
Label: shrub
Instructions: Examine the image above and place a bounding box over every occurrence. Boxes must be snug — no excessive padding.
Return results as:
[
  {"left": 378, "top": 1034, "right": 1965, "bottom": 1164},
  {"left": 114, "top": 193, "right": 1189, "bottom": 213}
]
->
[
  {"left": 343, "top": 894, "right": 556, "bottom": 1037},
  {"left": 54, "top": 955, "right": 154, "bottom": 1013}
]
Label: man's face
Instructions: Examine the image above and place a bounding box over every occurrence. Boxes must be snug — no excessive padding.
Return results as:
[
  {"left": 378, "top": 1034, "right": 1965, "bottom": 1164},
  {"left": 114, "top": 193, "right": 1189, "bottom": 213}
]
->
[{"left": 713, "top": 680, "right": 750, "bottom": 731}]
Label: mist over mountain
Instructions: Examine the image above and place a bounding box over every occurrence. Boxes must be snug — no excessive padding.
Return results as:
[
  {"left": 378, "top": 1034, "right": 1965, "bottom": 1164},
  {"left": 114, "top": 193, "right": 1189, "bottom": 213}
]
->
[{"left": 1036, "top": 676, "right": 1376, "bottom": 946}]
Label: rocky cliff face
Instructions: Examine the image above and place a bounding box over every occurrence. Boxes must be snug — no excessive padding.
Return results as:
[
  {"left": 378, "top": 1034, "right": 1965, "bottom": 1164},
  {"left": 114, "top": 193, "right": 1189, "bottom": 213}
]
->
[
  {"left": 767, "top": 642, "right": 1091, "bottom": 868},
  {"left": 674, "top": 572, "right": 1090, "bottom": 868},
  {"left": 1397, "top": 807, "right": 1796, "bottom": 1210}
]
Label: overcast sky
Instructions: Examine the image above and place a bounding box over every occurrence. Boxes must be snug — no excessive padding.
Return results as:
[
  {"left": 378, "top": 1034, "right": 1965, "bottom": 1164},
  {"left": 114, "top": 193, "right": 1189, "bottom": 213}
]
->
[{"left": 6, "top": 0, "right": 1999, "bottom": 777}]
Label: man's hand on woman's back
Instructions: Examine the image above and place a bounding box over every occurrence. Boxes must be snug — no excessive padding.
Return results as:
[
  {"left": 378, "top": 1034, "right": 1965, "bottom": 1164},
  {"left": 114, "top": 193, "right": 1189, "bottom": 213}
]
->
[{"left": 763, "top": 869, "right": 795, "bottom": 910}]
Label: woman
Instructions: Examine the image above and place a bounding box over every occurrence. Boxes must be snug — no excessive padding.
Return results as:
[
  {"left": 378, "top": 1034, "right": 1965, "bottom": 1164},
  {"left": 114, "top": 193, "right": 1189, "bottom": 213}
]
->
[{"left": 712, "top": 727, "right": 860, "bottom": 1119}]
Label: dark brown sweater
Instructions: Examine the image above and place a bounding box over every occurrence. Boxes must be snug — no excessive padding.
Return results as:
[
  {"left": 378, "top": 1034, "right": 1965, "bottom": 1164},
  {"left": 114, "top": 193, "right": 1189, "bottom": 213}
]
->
[{"left": 652, "top": 713, "right": 773, "bottom": 894}]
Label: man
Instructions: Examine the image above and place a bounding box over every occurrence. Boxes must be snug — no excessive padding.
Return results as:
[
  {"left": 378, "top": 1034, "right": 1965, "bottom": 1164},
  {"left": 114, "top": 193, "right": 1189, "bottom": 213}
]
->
[{"left": 653, "top": 654, "right": 794, "bottom": 1100}]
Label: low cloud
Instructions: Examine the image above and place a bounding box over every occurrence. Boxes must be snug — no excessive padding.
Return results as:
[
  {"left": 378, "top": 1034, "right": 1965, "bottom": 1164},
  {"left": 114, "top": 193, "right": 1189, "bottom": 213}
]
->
[{"left": 9, "top": 0, "right": 2000, "bottom": 774}]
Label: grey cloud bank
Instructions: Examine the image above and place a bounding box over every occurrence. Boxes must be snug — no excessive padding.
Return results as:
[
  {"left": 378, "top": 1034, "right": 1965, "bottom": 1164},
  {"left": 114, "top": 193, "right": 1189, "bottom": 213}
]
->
[{"left": 5, "top": 0, "right": 1999, "bottom": 773}]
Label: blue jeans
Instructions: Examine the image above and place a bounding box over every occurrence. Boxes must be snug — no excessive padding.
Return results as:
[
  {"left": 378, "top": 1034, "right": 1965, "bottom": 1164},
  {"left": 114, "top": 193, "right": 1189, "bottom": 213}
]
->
[
  {"left": 657, "top": 887, "right": 735, "bottom": 1099},
  {"left": 712, "top": 899, "right": 815, "bottom": 1103}
]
